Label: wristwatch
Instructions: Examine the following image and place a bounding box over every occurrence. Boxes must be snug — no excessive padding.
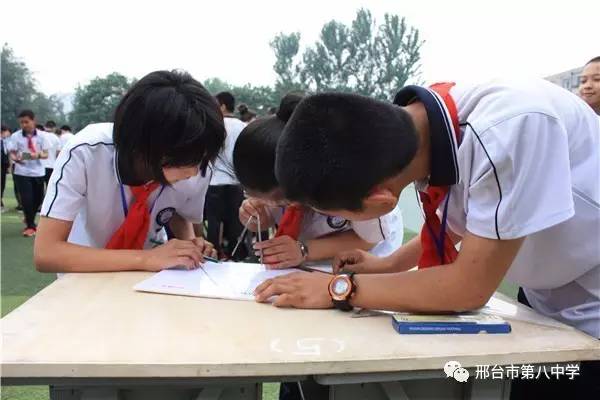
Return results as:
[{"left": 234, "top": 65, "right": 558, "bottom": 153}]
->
[
  {"left": 328, "top": 271, "right": 356, "bottom": 311},
  {"left": 298, "top": 240, "right": 309, "bottom": 261}
]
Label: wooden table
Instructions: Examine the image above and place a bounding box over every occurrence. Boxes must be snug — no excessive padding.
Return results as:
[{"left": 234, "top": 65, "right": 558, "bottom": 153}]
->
[{"left": 2, "top": 272, "right": 599, "bottom": 399}]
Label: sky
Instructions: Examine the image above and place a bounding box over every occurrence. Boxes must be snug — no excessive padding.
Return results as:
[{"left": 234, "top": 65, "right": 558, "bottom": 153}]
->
[{"left": 2, "top": 0, "right": 599, "bottom": 95}]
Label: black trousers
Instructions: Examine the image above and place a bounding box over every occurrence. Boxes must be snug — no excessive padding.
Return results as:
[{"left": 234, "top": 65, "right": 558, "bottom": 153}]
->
[
  {"left": 12, "top": 165, "right": 21, "bottom": 206},
  {"left": 44, "top": 168, "right": 53, "bottom": 186},
  {"left": 279, "top": 379, "right": 329, "bottom": 400},
  {"left": 510, "top": 288, "right": 600, "bottom": 399},
  {"left": 1, "top": 163, "right": 7, "bottom": 207},
  {"left": 13, "top": 175, "right": 45, "bottom": 228},
  {"left": 204, "top": 185, "right": 248, "bottom": 260}
]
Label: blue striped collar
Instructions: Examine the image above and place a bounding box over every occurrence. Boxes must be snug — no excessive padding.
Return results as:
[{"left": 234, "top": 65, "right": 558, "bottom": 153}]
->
[{"left": 394, "top": 85, "right": 460, "bottom": 186}]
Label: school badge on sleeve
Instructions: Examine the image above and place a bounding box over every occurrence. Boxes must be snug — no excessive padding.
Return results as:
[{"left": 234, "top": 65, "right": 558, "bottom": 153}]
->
[
  {"left": 156, "top": 207, "right": 176, "bottom": 226},
  {"left": 327, "top": 216, "right": 349, "bottom": 230}
]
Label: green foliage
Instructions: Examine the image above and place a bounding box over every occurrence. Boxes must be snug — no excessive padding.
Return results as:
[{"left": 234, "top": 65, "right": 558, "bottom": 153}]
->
[
  {"left": 3, "top": 7, "right": 423, "bottom": 131},
  {"left": 271, "top": 9, "right": 423, "bottom": 100},
  {"left": 69, "top": 72, "right": 134, "bottom": 130},
  {"left": 270, "top": 32, "right": 305, "bottom": 96},
  {"left": 1, "top": 44, "right": 65, "bottom": 128}
]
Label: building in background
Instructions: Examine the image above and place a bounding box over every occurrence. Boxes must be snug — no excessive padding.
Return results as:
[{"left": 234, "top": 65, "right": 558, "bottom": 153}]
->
[{"left": 546, "top": 66, "right": 583, "bottom": 93}]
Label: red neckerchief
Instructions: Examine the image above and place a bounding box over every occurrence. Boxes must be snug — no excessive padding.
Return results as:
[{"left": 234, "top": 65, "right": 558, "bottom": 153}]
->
[{"left": 418, "top": 82, "right": 461, "bottom": 268}]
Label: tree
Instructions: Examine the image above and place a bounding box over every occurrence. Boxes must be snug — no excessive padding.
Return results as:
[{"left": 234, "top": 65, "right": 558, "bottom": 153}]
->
[
  {"left": 270, "top": 33, "right": 305, "bottom": 96},
  {"left": 1, "top": 44, "right": 65, "bottom": 128},
  {"left": 69, "top": 73, "right": 133, "bottom": 130},
  {"left": 271, "top": 9, "right": 423, "bottom": 100},
  {"left": 202, "top": 77, "right": 231, "bottom": 95}
]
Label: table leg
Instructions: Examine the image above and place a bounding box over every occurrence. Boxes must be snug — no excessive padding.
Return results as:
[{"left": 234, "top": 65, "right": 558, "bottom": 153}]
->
[{"left": 468, "top": 378, "right": 511, "bottom": 400}]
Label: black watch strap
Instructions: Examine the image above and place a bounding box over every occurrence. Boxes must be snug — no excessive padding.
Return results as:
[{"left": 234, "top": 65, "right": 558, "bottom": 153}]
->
[{"left": 333, "top": 299, "right": 354, "bottom": 312}]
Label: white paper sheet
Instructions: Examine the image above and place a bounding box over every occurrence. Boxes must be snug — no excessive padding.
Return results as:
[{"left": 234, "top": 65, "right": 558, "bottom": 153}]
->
[{"left": 133, "top": 261, "right": 323, "bottom": 301}]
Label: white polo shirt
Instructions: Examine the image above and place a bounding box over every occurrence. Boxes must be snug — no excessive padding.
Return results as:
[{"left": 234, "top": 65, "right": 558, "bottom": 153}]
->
[
  {"left": 39, "top": 131, "right": 61, "bottom": 169},
  {"left": 41, "top": 123, "right": 211, "bottom": 249},
  {"left": 210, "top": 116, "right": 246, "bottom": 186},
  {"left": 7, "top": 130, "right": 48, "bottom": 177},
  {"left": 268, "top": 203, "right": 404, "bottom": 256},
  {"left": 58, "top": 132, "right": 75, "bottom": 150},
  {"left": 422, "top": 78, "right": 599, "bottom": 337}
]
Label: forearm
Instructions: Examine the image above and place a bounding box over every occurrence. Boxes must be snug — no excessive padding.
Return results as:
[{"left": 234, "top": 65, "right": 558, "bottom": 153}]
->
[
  {"left": 384, "top": 228, "right": 463, "bottom": 273},
  {"left": 193, "top": 223, "right": 204, "bottom": 238},
  {"left": 350, "top": 232, "right": 516, "bottom": 312},
  {"left": 34, "top": 241, "right": 148, "bottom": 273},
  {"left": 383, "top": 234, "right": 422, "bottom": 272},
  {"left": 306, "top": 231, "right": 374, "bottom": 261},
  {"left": 169, "top": 213, "right": 195, "bottom": 240},
  {"left": 38, "top": 150, "right": 48, "bottom": 160},
  {"left": 351, "top": 265, "right": 488, "bottom": 312}
]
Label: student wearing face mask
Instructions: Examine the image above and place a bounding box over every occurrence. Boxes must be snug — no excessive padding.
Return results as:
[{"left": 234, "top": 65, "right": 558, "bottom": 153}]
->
[{"left": 35, "top": 70, "right": 224, "bottom": 273}]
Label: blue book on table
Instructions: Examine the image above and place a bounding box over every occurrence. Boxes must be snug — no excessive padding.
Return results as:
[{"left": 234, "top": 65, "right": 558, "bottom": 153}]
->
[{"left": 392, "top": 314, "right": 511, "bottom": 334}]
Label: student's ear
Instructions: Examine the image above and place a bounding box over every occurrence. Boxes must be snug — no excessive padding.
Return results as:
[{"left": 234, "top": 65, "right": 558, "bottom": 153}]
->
[{"left": 363, "top": 188, "right": 398, "bottom": 212}]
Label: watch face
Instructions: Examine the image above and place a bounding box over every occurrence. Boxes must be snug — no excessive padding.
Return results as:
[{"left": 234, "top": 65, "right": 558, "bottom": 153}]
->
[{"left": 333, "top": 278, "right": 349, "bottom": 295}]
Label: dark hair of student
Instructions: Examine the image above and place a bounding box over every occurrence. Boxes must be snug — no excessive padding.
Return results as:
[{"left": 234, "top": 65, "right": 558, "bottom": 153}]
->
[
  {"left": 1, "top": 125, "right": 10, "bottom": 132},
  {"left": 45, "top": 120, "right": 57, "bottom": 128},
  {"left": 113, "top": 70, "right": 225, "bottom": 185},
  {"left": 233, "top": 92, "right": 305, "bottom": 193},
  {"left": 18, "top": 110, "right": 35, "bottom": 120},
  {"left": 216, "top": 92, "right": 235, "bottom": 113},
  {"left": 275, "top": 92, "right": 419, "bottom": 211},
  {"left": 585, "top": 56, "right": 600, "bottom": 65},
  {"left": 60, "top": 125, "right": 72, "bottom": 131},
  {"left": 36, "top": 124, "right": 44, "bottom": 130},
  {"left": 238, "top": 104, "right": 257, "bottom": 123}
]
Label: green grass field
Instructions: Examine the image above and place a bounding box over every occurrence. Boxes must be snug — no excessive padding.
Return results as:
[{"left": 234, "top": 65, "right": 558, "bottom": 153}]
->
[
  {"left": 1, "top": 177, "right": 55, "bottom": 400},
  {"left": 0, "top": 175, "right": 517, "bottom": 400}
]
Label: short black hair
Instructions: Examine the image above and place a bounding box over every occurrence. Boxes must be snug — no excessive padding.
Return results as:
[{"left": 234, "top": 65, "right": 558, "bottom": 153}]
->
[
  {"left": 233, "top": 92, "right": 304, "bottom": 193},
  {"left": 275, "top": 92, "right": 418, "bottom": 211},
  {"left": 45, "top": 120, "right": 57, "bottom": 128},
  {"left": 113, "top": 70, "right": 225, "bottom": 185},
  {"left": 36, "top": 124, "right": 44, "bottom": 130},
  {"left": 238, "top": 104, "right": 256, "bottom": 122},
  {"left": 1, "top": 125, "right": 10, "bottom": 132},
  {"left": 60, "top": 125, "right": 72, "bottom": 131},
  {"left": 216, "top": 92, "right": 235, "bottom": 113},
  {"left": 586, "top": 56, "right": 600, "bottom": 65},
  {"left": 18, "top": 109, "right": 35, "bottom": 120}
]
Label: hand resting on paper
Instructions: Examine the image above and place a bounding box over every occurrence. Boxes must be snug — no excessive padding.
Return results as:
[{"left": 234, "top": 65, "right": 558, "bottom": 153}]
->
[{"left": 143, "top": 238, "right": 217, "bottom": 271}]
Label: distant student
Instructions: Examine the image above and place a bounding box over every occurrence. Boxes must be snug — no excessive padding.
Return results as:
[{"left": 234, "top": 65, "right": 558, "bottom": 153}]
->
[
  {"left": 58, "top": 125, "right": 75, "bottom": 149},
  {"left": 238, "top": 104, "right": 257, "bottom": 123},
  {"left": 1, "top": 125, "right": 11, "bottom": 212},
  {"left": 7, "top": 110, "right": 49, "bottom": 237},
  {"left": 579, "top": 56, "right": 600, "bottom": 115},
  {"left": 34, "top": 70, "right": 225, "bottom": 273},
  {"left": 40, "top": 121, "right": 62, "bottom": 187},
  {"left": 205, "top": 92, "right": 248, "bottom": 260},
  {"left": 44, "top": 120, "right": 57, "bottom": 133},
  {"left": 233, "top": 93, "right": 403, "bottom": 269},
  {"left": 256, "top": 78, "right": 599, "bottom": 398}
]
